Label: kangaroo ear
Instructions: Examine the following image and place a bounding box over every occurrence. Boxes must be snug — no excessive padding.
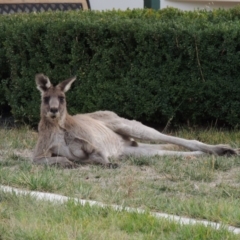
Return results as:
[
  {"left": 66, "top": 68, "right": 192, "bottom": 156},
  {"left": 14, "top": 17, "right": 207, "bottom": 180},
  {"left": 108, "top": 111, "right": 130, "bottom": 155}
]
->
[
  {"left": 57, "top": 76, "right": 76, "bottom": 93},
  {"left": 35, "top": 74, "right": 52, "bottom": 93}
]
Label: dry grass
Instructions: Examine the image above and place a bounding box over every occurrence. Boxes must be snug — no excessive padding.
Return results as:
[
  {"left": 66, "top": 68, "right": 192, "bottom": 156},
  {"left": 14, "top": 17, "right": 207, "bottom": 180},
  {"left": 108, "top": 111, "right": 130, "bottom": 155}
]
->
[{"left": 0, "top": 126, "right": 240, "bottom": 235}]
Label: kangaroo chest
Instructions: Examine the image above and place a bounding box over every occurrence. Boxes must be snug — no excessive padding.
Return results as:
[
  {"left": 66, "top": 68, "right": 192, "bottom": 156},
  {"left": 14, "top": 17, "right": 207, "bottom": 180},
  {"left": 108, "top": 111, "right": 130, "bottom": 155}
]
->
[{"left": 50, "top": 120, "right": 125, "bottom": 162}]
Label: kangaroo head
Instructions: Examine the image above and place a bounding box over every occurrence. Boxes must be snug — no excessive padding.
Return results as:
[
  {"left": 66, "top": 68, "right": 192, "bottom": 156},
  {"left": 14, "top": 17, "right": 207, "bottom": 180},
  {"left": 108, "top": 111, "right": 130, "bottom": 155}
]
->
[{"left": 35, "top": 74, "right": 76, "bottom": 121}]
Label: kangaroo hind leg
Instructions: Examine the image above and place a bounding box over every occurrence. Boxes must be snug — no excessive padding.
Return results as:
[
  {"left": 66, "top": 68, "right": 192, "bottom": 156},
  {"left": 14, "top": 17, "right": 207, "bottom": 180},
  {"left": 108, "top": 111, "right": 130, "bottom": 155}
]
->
[{"left": 107, "top": 117, "right": 237, "bottom": 156}]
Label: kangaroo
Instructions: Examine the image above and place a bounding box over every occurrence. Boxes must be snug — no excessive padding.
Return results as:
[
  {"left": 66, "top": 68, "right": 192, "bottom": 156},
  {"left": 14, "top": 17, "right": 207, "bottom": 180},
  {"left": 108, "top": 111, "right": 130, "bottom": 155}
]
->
[{"left": 33, "top": 74, "right": 238, "bottom": 168}]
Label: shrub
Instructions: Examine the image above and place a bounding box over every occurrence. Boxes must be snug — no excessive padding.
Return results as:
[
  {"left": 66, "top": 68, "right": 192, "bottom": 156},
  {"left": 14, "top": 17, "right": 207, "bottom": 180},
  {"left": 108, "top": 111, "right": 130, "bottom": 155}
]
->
[
  {"left": 1, "top": 8, "right": 240, "bottom": 127},
  {"left": 0, "top": 15, "right": 10, "bottom": 112}
]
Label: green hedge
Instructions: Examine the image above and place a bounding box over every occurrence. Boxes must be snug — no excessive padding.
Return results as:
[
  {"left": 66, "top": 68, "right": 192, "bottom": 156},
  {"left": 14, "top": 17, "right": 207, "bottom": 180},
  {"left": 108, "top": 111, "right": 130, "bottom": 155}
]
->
[
  {"left": 0, "top": 15, "right": 9, "bottom": 111},
  {"left": 1, "top": 8, "right": 240, "bottom": 127}
]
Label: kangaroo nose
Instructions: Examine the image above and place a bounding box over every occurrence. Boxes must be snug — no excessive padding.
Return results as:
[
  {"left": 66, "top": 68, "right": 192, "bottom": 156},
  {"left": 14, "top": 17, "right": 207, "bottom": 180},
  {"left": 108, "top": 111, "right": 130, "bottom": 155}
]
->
[{"left": 50, "top": 108, "right": 58, "bottom": 114}]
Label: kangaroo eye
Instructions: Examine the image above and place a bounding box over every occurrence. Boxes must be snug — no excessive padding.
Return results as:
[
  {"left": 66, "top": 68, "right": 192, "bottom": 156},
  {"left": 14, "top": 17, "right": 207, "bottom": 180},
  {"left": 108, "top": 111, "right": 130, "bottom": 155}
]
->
[
  {"left": 43, "top": 96, "right": 50, "bottom": 104},
  {"left": 59, "top": 96, "right": 65, "bottom": 103}
]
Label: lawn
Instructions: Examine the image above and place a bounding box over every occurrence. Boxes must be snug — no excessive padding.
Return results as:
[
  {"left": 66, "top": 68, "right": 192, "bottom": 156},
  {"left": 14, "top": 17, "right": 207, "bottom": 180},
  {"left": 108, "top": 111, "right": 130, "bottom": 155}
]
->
[{"left": 0, "top": 126, "right": 240, "bottom": 239}]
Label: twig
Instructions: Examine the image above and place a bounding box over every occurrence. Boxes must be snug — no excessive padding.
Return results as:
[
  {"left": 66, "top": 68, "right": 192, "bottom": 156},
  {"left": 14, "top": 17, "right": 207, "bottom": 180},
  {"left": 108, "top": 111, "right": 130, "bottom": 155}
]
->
[{"left": 194, "top": 36, "right": 205, "bottom": 82}]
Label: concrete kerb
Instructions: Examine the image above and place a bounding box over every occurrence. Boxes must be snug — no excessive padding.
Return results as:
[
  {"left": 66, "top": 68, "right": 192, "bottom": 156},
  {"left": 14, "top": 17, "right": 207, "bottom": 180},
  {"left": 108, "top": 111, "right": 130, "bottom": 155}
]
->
[{"left": 1, "top": 185, "right": 240, "bottom": 235}]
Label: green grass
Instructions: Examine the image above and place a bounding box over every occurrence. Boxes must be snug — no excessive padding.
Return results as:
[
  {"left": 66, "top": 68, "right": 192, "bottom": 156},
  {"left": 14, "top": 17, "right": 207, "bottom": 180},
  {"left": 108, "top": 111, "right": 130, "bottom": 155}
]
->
[
  {"left": 0, "top": 192, "right": 238, "bottom": 240},
  {"left": 0, "top": 126, "right": 240, "bottom": 237}
]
